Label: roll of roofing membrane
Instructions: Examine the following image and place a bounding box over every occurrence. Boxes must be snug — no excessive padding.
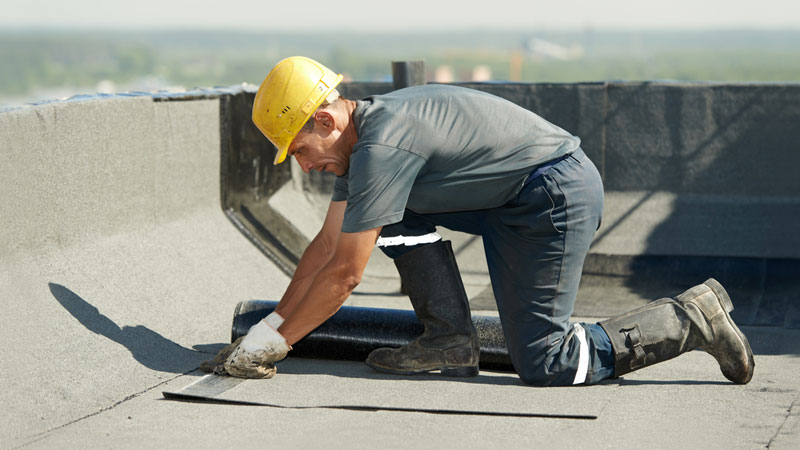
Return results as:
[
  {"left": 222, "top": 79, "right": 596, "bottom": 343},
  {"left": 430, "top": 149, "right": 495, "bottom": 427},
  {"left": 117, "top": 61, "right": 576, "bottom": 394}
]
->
[{"left": 231, "top": 300, "right": 513, "bottom": 371}]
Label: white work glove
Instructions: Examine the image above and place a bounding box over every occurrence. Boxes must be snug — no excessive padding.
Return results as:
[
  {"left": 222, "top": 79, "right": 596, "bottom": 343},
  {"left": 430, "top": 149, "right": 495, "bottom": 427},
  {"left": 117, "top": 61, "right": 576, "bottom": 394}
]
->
[
  {"left": 223, "top": 312, "right": 291, "bottom": 378},
  {"left": 264, "top": 310, "right": 285, "bottom": 329},
  {"left": 200, "top": 312, "right": 287, "bottom": 379}
]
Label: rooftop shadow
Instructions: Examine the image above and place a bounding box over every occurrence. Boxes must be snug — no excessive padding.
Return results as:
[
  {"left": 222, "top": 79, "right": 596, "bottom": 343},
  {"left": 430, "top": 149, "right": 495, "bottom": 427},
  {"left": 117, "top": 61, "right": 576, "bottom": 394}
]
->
[{"left": 49, "top": 282, "right": 226, "bottom": 373}]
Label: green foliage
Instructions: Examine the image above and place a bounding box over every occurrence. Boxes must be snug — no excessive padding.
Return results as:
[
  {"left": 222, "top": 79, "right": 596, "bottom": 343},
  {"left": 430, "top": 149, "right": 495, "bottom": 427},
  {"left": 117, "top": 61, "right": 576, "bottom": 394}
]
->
[
  {"left": 0, "top": 33, "right": 155, "bottom": 95},
  {"left": 1, "top": 29, "right": 799, "bottom": 103}
]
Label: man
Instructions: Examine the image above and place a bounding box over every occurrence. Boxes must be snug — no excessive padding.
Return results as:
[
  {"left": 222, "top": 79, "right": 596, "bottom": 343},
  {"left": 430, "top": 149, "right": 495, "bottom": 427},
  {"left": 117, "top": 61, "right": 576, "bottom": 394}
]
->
[{"left": 208, "top": 56, "right": 754, "bottom": 386}]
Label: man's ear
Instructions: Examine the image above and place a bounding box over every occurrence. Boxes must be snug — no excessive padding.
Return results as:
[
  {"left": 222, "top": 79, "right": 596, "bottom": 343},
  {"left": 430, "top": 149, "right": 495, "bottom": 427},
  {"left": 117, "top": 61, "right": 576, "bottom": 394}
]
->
[{"left": 316, "top": 110, "right": 334, "bottom": 130}]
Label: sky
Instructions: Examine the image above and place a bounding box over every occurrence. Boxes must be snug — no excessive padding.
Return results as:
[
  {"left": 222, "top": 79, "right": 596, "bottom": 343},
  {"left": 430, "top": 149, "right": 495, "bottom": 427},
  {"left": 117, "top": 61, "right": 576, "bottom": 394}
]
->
[{"left": 2, "top": 0, "right": 800, "bottom": 31}]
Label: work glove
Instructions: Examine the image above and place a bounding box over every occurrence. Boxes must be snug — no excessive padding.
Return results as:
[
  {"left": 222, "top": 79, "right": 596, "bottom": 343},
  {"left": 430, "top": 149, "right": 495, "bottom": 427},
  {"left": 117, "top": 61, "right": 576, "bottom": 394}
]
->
[
  {"left": 199, "top": 312, "right": 287, "bottom": 379},
  {"left": 224, "top": 313, "right": 291, "bottom": 378}
]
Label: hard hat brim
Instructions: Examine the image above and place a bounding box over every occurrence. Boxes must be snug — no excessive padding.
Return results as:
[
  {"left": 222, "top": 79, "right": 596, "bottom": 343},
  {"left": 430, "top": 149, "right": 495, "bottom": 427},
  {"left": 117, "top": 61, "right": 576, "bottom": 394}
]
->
[{"left": 273, "top": 143, "right": 290, "bottom": 165}]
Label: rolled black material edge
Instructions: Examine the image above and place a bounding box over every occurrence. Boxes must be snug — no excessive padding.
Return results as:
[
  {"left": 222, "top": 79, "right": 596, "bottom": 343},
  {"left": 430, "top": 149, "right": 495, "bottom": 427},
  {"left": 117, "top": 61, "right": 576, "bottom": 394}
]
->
[
  {"left": 163, "top": 391, "right": 595, "bottom": 419},
  {"left": 232, "top": 300, "right": 514, "bottom": 371}
]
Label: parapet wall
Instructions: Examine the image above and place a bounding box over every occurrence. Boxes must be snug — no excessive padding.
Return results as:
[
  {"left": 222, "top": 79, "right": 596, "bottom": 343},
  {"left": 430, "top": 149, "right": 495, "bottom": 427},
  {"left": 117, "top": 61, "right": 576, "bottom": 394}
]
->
[
  {"left": 7, "top": 82, "right": 797, "bottom": 264},
  {"left": 2, "top": 95, "right": 217, "bottom": 256}
]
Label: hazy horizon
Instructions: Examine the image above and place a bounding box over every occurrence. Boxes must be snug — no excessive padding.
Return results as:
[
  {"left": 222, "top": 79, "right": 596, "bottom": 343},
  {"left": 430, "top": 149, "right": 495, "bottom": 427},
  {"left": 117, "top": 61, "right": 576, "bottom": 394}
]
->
[{"left": 3, "top": 23, "right": 799, "bottom": 109}]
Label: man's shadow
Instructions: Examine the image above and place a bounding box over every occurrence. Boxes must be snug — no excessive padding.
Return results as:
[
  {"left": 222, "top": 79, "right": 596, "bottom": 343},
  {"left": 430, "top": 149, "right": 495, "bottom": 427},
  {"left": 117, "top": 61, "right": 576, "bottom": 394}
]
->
[{"left": 49, "top": 283, "right": 227, "bottom": 374}]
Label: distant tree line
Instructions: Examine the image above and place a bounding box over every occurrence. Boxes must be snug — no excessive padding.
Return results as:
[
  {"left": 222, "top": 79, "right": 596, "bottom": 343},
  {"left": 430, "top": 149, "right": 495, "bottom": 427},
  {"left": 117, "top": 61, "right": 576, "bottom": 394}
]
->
[{"left": 2, "top": 30, "right": 799, "bottom": 102}]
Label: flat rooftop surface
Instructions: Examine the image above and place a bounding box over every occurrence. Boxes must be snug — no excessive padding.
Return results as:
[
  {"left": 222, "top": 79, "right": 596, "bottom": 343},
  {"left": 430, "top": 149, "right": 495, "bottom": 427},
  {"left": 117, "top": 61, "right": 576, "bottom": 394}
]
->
[{"left": 10, "top": 309, "right": 799, "bottom": 450}]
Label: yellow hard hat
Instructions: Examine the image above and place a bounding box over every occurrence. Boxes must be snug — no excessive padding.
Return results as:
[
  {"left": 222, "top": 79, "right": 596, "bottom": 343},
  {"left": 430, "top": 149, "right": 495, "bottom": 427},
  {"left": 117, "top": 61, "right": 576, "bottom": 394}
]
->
[{"left": 252, "top": 56, "right": 344, "bottom": 165}]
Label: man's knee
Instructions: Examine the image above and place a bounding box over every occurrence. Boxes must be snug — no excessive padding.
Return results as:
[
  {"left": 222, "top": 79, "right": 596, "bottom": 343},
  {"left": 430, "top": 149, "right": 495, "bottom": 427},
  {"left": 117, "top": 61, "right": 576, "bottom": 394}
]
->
[
  {"left": 514, "top": 358, "right": 560, "bottom": 386},
  {"left": 507, "top": 343, "right": 557, "bottom": 386},
  {"left": 509, "top": 328, "right": 589, "bottom": 387}
]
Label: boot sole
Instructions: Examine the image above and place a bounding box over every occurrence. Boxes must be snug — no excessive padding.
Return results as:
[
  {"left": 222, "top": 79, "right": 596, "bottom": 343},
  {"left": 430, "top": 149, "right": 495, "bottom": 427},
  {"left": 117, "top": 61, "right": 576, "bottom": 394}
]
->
[
  {"left": 365, "top": 359, "right": 479, "bottom": 377},
  {"left": 704, "top": 278, "right": 755, "bottom": 384}
]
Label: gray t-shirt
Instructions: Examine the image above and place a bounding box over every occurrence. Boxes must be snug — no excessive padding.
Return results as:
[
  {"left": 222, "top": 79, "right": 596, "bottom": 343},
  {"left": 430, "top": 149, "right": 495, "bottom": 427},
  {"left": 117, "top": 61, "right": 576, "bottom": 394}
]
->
[{"left": 332, "top": 84, "right": 580, "bottom": 233}]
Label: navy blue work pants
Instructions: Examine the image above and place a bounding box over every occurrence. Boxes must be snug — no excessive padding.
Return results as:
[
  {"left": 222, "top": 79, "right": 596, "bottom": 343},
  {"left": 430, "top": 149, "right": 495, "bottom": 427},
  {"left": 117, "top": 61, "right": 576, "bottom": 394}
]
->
[{"left": 379, "top": 148, "right": 615, "bottom": 386}]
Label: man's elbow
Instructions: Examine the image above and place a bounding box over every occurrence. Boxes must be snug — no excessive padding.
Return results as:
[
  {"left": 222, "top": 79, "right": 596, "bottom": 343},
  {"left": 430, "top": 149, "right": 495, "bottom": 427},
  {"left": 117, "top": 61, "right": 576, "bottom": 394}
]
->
[
  {"left": 340, "top": 270, "right": 362, "bottom": 294},
  {"left": 323, "top": 262, "right": 362, "bottom": 297}
]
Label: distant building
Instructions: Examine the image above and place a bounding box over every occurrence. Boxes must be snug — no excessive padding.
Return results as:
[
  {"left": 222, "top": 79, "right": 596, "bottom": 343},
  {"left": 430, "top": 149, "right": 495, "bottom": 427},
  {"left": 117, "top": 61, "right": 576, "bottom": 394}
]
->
[
  {"left": 434, "top": 65, "right": 454, "bottom": 83},
  {"left": 526, "top": 38, "right": 584, "bottom": 61},
  {"left": 472, "top": 65, "right": 492, "bottom": 82}
]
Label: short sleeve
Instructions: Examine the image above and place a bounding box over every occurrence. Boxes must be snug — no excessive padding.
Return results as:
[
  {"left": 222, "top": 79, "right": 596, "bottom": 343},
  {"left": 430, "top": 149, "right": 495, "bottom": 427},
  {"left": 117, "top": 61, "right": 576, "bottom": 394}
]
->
[
  {"left": 331, "top": 175, "right": 348, "bottom": 202},
  {"left": 341, "top": 144, "right": 427, "bottom": 233}
]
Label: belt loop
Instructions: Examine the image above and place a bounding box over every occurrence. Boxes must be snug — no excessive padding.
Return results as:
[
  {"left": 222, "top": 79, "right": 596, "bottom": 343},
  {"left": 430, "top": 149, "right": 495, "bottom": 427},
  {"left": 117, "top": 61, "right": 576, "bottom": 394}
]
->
[{"left": 522, "top": 153, "right": 570, "bottom": 187}]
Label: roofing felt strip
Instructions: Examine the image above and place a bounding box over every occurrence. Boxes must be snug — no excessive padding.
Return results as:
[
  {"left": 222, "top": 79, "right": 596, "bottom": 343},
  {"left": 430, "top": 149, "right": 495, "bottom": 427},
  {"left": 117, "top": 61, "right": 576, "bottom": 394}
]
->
[{"left": 163, "top": 359, "right": 609, "bottom": 420}]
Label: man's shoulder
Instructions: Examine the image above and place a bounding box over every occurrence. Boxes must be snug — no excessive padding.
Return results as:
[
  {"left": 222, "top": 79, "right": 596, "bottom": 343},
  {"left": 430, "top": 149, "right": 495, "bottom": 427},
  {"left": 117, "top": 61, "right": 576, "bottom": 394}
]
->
[
  {"left": 356, "top": 84, "right": 481, "bottom": 130},
  {"left": 382, "top": 83, "right": 480, "bottom": 99}
]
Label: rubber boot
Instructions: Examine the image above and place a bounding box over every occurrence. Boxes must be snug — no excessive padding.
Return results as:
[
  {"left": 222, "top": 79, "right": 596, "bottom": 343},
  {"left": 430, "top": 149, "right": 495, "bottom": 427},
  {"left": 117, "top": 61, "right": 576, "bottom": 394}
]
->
[
  {"left": 599, "top": 278, "right": 754, "bottom": 384},
  {"left": 366, "top": 240, "right": 480, "bottom": 377}
]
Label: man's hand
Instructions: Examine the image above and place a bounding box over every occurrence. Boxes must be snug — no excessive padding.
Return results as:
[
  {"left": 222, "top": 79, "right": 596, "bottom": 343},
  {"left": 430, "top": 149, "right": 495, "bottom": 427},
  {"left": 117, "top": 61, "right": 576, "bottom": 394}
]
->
[
  {"left": 223, "top": 319, "right": 291, "bottom": 378},
  {"left": 199, "top": 312, "right": 287, "bottom": 379}
]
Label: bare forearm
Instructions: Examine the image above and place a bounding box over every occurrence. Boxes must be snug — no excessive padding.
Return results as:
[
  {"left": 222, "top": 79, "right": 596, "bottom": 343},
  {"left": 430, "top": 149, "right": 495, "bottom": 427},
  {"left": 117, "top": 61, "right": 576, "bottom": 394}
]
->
[
  {"left": 278, "top": 262, "right": 358, "bottom": 345},
  {"left": 276, "top": 224, "right": 380, "bottom": 347},
  {"left": 275, "top": 235, "right": 335, "bottom": 318}
]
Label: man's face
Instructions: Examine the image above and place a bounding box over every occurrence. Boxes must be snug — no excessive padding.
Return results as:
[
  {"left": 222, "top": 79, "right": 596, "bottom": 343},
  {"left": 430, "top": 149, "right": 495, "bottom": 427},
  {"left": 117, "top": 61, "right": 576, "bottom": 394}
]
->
[{"left": 287, "top": 116, "right": 349, "bottom": 177}]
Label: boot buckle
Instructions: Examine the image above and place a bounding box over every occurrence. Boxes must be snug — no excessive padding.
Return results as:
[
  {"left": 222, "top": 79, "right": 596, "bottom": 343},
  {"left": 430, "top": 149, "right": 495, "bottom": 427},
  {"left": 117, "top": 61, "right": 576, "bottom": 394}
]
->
[{"left": 625, "top": 326, "right": 648, "bottom": 370}]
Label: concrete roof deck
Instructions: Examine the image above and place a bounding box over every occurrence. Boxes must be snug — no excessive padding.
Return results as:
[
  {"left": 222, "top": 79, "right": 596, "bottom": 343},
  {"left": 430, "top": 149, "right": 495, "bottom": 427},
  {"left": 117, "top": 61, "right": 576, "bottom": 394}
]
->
[{"left": 12, "top": 311, "right": 800, "bottom": 449}]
